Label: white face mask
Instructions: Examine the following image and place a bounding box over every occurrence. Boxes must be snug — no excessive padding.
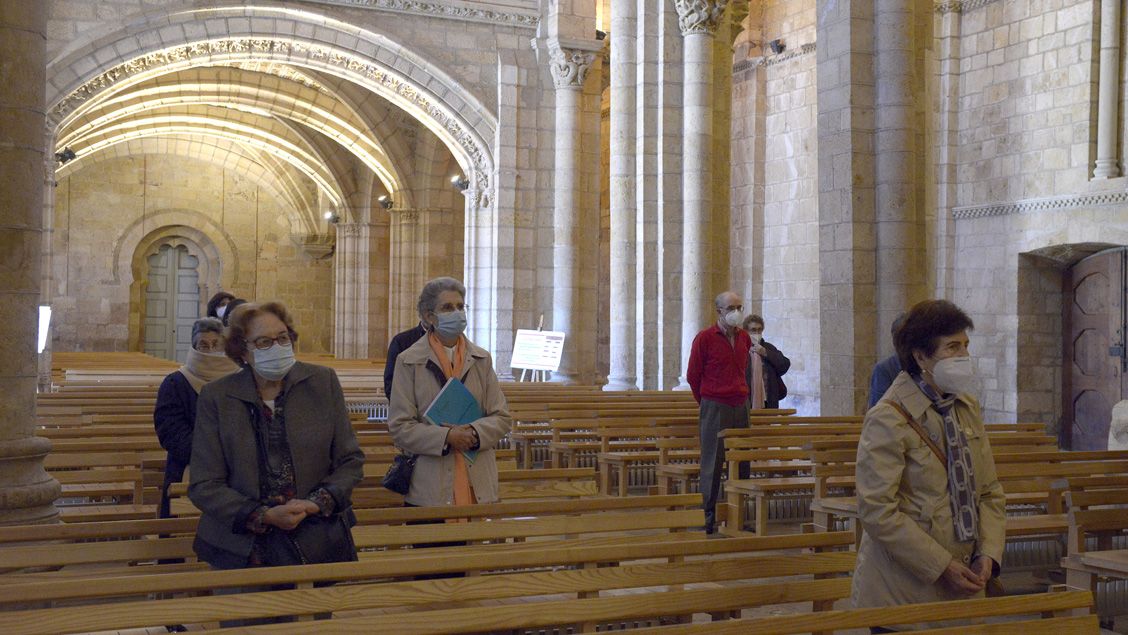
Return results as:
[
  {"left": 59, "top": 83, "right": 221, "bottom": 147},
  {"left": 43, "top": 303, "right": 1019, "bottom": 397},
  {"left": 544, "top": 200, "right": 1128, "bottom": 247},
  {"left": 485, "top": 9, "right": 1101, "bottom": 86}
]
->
[
  {"left": 748, "top": 333, "right": 762, "bottom": 344},
  {"left": 216, "top": 305, "right": 228, "bottom": 319},
  {"left": 929, "top": 356, "right": 977, "bottom": 396},
  {"left": 722, "top": 309, "right": 743, "bottom": 328}
]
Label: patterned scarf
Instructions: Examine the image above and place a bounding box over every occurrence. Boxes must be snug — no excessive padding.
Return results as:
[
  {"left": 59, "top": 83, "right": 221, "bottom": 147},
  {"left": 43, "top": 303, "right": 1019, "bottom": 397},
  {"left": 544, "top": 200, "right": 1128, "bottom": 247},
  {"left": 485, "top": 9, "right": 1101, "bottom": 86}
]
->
[{"left": 914, "top": 375, "right": 979, "bottom": 542}]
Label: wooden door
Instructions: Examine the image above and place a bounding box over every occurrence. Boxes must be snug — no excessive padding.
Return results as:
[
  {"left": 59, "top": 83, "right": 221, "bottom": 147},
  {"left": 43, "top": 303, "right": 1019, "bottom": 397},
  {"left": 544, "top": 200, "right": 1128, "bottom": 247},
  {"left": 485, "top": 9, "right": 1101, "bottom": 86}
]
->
[
  {"left": 1063, "top": 249, "right": 1127, "bottom": 450},
  {"left": 144, "top": 245, "right": 200, "bottom": 362}
]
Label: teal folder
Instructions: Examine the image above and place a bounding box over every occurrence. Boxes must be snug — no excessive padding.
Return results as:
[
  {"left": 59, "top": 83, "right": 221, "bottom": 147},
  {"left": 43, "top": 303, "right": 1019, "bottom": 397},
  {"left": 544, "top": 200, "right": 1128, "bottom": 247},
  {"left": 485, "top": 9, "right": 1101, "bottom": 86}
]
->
[{"left": 423, "top": 377, "right": 482, "bottom": 464}]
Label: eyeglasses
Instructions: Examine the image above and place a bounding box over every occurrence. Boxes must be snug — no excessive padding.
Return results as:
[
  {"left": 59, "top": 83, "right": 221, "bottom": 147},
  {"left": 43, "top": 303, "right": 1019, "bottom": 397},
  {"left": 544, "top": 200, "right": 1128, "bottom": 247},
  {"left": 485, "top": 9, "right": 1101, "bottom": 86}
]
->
[
  {"left": 195, "top": 341, "right": 223, "bottom": 352},
  {"left": 436, "top": 302, "right": 469, "bottom": 313},
  {"left": 722, "top": 305, "right": 743, "bottom": 313},
  {"left": 246, "top": 333, "right": 293, "bottom": 350}
]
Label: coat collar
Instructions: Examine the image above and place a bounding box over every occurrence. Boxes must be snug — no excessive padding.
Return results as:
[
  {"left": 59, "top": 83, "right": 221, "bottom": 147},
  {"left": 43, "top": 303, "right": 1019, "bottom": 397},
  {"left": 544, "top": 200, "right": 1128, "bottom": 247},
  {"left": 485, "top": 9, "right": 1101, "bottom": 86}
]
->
[
  {"left": 224, "top": 361, "right": 317, "bottom": 403},
  {"left": 398, "top": 334, "right": 489, "bottom": 374},
  {"left": 887, "top": 370, "right": 976, "bottom": 420}
]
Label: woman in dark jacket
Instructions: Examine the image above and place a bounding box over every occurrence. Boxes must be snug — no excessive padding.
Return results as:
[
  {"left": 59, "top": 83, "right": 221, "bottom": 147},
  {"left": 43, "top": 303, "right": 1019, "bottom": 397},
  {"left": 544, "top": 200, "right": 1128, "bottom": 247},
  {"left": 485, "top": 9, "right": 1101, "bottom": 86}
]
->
[
  {"left": 189, "top": 301, "right": 364, "bottom": 569},
  {"left": 743, "top": 314, "right": 792, "bottom": 409},
  {"left": 206, "top": 292, "right": 236, "bottom": 320},
  {"left": 153, "top": 317, "right": 238, "bottom": 518}
]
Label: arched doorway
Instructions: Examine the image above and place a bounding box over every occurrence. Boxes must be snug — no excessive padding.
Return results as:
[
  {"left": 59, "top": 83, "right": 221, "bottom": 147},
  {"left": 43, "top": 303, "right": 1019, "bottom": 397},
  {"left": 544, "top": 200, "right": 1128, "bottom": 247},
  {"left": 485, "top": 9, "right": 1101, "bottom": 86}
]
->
[
  {"left": 1063, "top": 247, "right": 1128, "bottom": 450},
  {"left": 143, "top": 244, "right": 201, "bottom": 363}
]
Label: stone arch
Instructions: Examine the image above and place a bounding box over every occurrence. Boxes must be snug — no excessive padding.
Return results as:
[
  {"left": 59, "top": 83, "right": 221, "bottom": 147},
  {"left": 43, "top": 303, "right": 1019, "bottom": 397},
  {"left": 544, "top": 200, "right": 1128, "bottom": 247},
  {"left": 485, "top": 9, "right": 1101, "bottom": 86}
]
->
[
  {"left": 125, "top": 222, "right": 229, "bottom": 352},
  {"left": 45, "top": 3, "right": 496, "bottom": 209},
  {"left": 113, "top": 209, "right": 239, "bottom": 288},
  {"left": 47, "top": 3, "right": 511, "bottom": 359}
]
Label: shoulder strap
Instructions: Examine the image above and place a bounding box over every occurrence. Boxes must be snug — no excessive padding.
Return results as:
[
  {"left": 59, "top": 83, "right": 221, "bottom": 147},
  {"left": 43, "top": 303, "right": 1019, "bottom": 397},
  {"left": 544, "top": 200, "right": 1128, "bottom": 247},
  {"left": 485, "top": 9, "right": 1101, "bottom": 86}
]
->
[{"left": 880, "top": 399, "right": 946, "bottom": 466}]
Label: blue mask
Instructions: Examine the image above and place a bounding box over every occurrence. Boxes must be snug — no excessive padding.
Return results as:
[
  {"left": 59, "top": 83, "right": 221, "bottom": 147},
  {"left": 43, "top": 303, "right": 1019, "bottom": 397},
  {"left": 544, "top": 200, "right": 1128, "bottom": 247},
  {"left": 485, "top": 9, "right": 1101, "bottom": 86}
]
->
[
  {"left": 251, "top": 343, "right": 295, "bottom": 381},
  {"left": 435, "top": 310, "right": 467, "bottom": 340}
]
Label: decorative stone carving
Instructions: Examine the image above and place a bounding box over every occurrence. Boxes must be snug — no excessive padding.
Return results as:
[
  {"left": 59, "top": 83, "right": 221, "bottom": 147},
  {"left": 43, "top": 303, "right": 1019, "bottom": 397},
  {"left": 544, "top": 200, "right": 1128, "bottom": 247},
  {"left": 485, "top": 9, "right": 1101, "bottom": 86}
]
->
[
  {"left": 675, "top": 0, "right": 729, "bottom": 36},
  {"left": 299, "top": 0, "right": 539, "bottom": 29},
  {"left": 732, "top": 42, "right": 817, "bottom": 73},
  {"left": 50, "top": 38, "right": 494, "bottom": 209},
  {"left": 952, "top": 192, "right": 1128, "bottom": 220},
  {"left": 934, "top": 0, "right": 999, "bottom": 14},
  {"left": 548, "top": 43, "right": 597, "bottom": 90}
]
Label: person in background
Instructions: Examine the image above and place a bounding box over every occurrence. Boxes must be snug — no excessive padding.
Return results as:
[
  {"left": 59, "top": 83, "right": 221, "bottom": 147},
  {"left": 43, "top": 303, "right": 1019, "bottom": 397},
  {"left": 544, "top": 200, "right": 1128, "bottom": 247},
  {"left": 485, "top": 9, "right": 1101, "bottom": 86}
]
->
[
  {"left": 387, "top": 277, "right": 512, "bottom": 508},
  {"left": 686, "top": 291, "right": 752, "bottom": 535},
  {"left": 153, "top": 317, "right": 239, "bottom": 518},
  {"left": 868, "top": 313, "right": 908, "bottom": 409},
  {"left": 206, "top": 292, "right": 235, "bottom": 320},
  {"left": 384, "top": 320, "right": 427, "bottom": 405},
  {"left": 221, "top": 298, "right": 247, "bottom": 327},
  {"left": 852, "top": 299, "right": 1005, "bottom": 630},
  {"left": 742, "top": 314, "right": 791, "bottom": 410},
  {"left": 189, "top": 301, "right": 364, "bottom": 569}
]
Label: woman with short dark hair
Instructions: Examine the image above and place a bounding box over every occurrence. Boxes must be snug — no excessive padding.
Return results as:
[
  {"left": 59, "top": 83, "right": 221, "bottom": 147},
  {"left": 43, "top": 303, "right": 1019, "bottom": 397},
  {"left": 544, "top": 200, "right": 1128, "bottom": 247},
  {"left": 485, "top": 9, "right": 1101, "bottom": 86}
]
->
[
  {"left": 852, "top": 299, "right": 1006, "bottom": 629},
  {"left": 189, "top": 301, "right": 364, "bottom": 569},
  {"left": 206, "top": 292, "right": 235, "bottom": 320}
]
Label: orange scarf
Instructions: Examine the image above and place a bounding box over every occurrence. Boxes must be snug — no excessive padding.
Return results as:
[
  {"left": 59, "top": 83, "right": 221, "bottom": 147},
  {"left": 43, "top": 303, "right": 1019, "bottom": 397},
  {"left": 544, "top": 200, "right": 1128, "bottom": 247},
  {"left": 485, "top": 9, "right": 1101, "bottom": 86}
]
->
[{"left": 427, "top": 333, "right": 475, "bottom": 509}]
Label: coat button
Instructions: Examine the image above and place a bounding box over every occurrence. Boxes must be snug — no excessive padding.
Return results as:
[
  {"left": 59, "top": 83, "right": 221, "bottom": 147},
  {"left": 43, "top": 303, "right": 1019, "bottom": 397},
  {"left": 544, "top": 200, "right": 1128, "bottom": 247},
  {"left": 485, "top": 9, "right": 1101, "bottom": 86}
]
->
[
  {"left": 930, "top": 432, "right": 939, "bottom": 442},
  {"left": 962, "top": 555, "right": 971, "bottom": 563}
]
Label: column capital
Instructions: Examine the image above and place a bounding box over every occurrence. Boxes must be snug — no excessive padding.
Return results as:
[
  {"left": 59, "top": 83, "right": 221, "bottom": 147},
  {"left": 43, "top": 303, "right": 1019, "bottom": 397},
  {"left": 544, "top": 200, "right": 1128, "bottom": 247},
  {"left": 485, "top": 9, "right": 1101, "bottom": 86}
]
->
[
  {"left": 675, "top": 0, "right": 729, "bottom": 36},
  {"left": 547, "top": 39, "right": 601, "bottom": 90}
]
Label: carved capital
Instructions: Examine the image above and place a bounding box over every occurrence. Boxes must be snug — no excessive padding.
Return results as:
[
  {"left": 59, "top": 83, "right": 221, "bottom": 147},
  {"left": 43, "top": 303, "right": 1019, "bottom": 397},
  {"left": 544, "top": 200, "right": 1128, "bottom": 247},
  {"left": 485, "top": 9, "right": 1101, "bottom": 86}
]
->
[
  {"left": 548, "top": 42, "right": 597, "bottom": 90},
  {"left": 675, "top": 0, "right": 729, "bottom": 36}
]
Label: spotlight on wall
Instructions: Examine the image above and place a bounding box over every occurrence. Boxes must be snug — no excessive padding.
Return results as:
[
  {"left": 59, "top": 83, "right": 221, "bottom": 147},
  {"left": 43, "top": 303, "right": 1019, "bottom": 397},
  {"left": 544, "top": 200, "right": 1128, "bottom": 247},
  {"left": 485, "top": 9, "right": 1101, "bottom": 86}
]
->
[
  {"left": 323, "top": 210, "right": 340, "bottom": 224},
  {"left": 768, "top": 39, "right": 785, "bottom": 55},
  {"left": 595, "top": 29, "right": 607, "bottom": 41},
  {"left": 450, "top": 174, "right": 470, "bottom": 191},
  {"left": 54, "top": 147, "right": 76, "bottom": 164},
  {"left": 377, "top": 195, "right": 393, "bottom": 210}
]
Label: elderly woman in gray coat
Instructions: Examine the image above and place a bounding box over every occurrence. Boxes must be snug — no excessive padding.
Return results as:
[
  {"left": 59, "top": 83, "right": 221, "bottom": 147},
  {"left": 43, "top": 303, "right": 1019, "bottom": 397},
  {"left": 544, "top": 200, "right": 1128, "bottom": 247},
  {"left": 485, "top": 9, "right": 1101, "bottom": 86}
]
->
[
  {"left": 189, "top": 301, "right": 364, "bottom": 569},
  {"left": 388, "top": 277, "right": 512, "bottom": 507}
]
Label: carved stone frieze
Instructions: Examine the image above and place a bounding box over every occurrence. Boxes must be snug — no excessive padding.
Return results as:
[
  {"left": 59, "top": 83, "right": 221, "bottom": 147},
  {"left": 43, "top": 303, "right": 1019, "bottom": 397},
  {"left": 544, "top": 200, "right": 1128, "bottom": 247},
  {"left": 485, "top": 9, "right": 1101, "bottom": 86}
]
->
[
  {"left": 675, "top": 0, "right": 729, "bottom": 36},
  {"left": 51, "top": 38, "right": 494, "bottom": 209},
  {"left": 548, "top": 43, "right": 597, "bottom": 90},
  {"left": 299, "top": 0, "right": 539, "bottom": 30},
  {"left": 952, "top": 191, "right": 1128, "bottom": 220},
  {"left": 935, "top": 0, "right": 1000, "bottom": 14}
]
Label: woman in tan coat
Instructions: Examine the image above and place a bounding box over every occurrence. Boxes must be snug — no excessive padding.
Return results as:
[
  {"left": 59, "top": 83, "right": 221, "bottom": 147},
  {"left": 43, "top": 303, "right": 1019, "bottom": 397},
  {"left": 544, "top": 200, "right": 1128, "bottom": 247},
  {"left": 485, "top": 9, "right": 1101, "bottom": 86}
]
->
[
  {"left": 852, "top": 300, "right": 1006, "bottom": 630},
  {"left": 388, "top": 277, "right": 512, "bottom": 507}
]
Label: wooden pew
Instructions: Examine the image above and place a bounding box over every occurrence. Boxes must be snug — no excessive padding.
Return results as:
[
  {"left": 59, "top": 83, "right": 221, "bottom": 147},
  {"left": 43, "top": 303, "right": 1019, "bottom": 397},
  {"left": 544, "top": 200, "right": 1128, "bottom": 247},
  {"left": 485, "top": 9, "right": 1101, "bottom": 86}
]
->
[{"left": 0, "top": 531, "right": 859, "bottom": 633}]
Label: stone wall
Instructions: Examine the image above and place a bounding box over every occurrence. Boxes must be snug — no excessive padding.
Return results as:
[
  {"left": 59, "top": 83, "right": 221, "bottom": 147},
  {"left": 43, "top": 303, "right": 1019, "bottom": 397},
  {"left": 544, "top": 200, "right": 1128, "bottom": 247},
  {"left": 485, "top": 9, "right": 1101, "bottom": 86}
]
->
[
  {"left": 731, "top": 0, "right": 819, "bottom": 414},
  {"left": 50, "top": 155, "right": 336, "bottom": 356}
]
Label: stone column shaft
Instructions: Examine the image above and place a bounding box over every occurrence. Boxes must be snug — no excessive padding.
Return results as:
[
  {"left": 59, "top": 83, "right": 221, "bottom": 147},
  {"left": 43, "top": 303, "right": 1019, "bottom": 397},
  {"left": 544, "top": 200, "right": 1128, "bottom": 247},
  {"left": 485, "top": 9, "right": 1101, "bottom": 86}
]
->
[
  {"left": 0, "top": 0, "right": 60, "bottom": 524},
  {"left": 1094, "top": 0, "right": 1122, "bottom": 178},
  {"left": 549, "top": 41, "right": 599, "bottom": 384},
  {"left": 874, "top": 0, "right": 925, "bottom": 356},
  {"left": 676, "top": 0, "right": 727, "bottom": 389},
  {"left": 606, "top": 1, "right": 638, "bottom": 391}
]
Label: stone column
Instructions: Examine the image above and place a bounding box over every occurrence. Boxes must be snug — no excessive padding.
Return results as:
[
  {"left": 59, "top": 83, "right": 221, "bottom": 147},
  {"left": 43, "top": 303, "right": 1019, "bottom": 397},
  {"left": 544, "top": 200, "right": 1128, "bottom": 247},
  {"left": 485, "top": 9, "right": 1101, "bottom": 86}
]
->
[
  {"left": 606, "top": 1, "right": 638, "bottom": 391},
  {"left": 675, "top": 0, "right": 727, "bottom": 389},
  {"left": 0, "top": 1, "right": 60, "bottom": 525},
  {"left": 1094, "top": 0, "right": 1121, "bottom": 178},
  {"left": 387, "top": 209, "right": 426, "bottom": 332},
  {"left": 333, "top": 222, "right": 372, "bottom": 359},
  {"left": 549, "top": 40, "right": 601, "bottom": 384},
  {"left": 816, "top": 0, "right": 878, "bottom": 416},
  {"left": 874, "top": 0, "right": 926, "bottom": 356}
]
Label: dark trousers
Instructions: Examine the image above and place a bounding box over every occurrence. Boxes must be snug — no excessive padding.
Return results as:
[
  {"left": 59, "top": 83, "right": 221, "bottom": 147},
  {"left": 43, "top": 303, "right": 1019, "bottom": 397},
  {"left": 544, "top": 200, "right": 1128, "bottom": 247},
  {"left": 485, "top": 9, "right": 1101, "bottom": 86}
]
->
[{"left": 698, "top": 398, "right": 749, "bottom": 530}]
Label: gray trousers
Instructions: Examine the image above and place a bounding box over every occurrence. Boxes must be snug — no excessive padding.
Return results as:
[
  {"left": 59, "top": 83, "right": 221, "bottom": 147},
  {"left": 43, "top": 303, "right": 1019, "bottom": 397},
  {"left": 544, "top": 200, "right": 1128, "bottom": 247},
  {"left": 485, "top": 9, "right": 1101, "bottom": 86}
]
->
[{"left": 699, "top": 398, "right": 750, "bottom": 529}]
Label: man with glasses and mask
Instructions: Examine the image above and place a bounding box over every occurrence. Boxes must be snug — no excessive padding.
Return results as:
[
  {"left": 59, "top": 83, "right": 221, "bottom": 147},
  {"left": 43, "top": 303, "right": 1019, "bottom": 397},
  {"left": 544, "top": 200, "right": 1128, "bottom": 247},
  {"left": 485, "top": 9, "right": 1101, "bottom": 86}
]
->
[{"left": 686, "top": 291, "right": 753, "bottom": 535}]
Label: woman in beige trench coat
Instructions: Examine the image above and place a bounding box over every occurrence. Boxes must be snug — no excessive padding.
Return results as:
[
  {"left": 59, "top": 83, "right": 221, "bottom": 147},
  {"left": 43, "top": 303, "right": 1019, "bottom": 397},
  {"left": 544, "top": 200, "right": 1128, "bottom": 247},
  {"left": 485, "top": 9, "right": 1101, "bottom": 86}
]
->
[
  {"left": 388, "top": 277, "right": 512, "bottom": 507},
  {"left": 852, "top": 300, "right": 1006, "bottom": 631}
]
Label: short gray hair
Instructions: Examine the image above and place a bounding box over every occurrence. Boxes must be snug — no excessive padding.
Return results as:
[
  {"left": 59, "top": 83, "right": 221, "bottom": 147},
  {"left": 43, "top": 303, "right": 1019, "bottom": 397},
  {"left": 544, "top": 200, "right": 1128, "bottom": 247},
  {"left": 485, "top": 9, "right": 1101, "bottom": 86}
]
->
[
  {"left": 417, "top": 277, "right": 466, "bottom": 321},
  {"left": 191, "top": 317, "right": 224, "bottom": 348},
  {"left": 714, "top": 291, "right": 739, "bottom": 310}
]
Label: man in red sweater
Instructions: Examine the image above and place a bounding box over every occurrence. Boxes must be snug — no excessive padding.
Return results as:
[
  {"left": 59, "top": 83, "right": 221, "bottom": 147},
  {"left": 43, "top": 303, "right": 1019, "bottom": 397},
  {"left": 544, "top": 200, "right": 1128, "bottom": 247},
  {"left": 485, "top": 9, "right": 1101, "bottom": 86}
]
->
[{"left": 687, "top": 290, "right": 752, "bottom": 534}]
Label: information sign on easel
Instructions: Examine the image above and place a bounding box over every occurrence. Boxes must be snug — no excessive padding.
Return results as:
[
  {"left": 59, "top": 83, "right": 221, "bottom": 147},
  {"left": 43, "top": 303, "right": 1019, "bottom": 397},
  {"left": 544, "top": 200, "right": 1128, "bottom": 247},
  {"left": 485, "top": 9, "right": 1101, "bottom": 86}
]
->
[{"left": 511, "top": 316, "right": 565, "bottom": 382}]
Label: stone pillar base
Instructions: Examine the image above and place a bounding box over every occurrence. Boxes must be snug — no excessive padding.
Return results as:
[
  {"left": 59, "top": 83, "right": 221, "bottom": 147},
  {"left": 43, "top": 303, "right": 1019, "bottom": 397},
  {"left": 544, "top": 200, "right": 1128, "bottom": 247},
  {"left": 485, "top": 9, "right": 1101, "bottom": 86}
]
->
[{"left": 0, "top": 436, "right": 60, "bottom": 526}]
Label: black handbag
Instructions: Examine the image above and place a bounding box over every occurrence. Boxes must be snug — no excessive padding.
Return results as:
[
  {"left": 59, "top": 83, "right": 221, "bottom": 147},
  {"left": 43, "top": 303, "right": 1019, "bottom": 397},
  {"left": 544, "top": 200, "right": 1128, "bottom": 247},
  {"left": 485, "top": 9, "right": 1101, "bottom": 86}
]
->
[
  {"left": 382, "top": 452, "right": 417, "bottom": 495},
  {"left": 259, "top": 508, "right": 358, "bottom": 566}
]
